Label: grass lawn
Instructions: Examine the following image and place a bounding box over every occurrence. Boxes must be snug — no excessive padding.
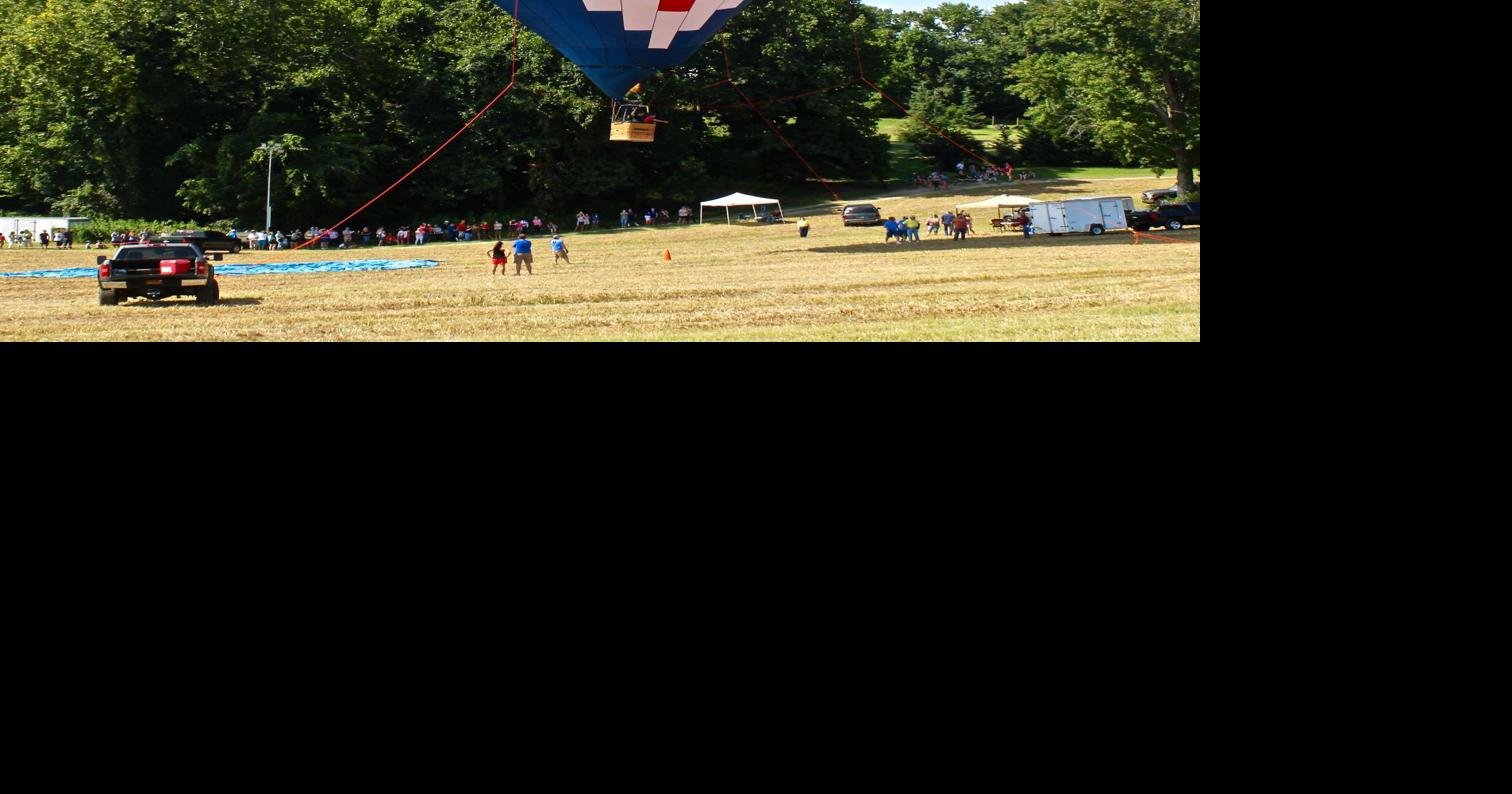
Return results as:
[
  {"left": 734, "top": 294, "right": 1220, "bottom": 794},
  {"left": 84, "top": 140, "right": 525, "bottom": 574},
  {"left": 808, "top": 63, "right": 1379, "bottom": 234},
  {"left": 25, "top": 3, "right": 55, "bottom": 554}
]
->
[
  {"left": 0, "top": 178, "right": 1198, "bottom": 341},
  {"left": 875, "top": 117, "right": 1189, "bottom": 182}
]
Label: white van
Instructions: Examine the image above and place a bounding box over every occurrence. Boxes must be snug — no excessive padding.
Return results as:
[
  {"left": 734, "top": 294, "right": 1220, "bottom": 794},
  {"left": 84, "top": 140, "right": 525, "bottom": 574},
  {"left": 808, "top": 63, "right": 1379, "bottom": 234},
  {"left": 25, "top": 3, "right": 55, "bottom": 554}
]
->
[{"left": 1025, "top": 197, "right": 1133, "bottom": 236}]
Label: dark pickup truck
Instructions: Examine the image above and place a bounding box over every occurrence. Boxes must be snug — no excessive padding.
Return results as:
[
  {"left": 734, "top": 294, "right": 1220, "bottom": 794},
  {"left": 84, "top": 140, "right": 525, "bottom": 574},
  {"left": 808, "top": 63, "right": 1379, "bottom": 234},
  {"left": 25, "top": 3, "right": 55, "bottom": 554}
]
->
[
  {"left": 97, "top": 243, "right": 223, "bottom": 305},
  {"left": 1127, "top": 202, "right": 1201, "bottom": 231}
]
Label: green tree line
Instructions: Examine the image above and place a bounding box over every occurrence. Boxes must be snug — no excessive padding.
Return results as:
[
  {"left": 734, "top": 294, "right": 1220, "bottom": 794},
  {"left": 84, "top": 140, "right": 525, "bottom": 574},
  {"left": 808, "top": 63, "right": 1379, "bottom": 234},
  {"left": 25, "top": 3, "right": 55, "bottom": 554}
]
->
[{"left": 0, "top": 0, "right": 1199, "bottom": 227}]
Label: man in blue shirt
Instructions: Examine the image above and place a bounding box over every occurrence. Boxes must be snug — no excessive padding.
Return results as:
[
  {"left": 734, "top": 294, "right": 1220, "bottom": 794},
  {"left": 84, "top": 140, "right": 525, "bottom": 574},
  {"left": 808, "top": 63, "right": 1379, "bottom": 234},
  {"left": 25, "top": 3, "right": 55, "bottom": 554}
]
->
[
  {"left": 883, "top": 217, "right": 899, "bottom": 243},
  {"left": 512, "top": 233, "right": 534, "bottom": 275}
]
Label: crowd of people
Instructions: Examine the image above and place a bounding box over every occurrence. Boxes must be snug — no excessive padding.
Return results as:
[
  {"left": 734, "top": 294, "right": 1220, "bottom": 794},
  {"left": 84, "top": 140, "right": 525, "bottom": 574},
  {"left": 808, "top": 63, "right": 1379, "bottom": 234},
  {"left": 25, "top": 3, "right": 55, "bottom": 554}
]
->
[
  {"left": 0, "top": 229, "right": 78, "bottom": 248},
  {"left": 912, "top": 164, "right": 1038, "bottom": 190},
  {"left": 882, "top": 210, "right": 979, "bottom": 242},
  {"left": 876, "top": 208, "right": 1040, "bottom": 242},
  {"left": 616, "top": 206, "right": 696, "bottom": 227},
  {"left": 202, "top": 207, "right": 706, "bottom": 251},
  {"left": 224, "top": 218, "right": 572, "bottom": 251}
]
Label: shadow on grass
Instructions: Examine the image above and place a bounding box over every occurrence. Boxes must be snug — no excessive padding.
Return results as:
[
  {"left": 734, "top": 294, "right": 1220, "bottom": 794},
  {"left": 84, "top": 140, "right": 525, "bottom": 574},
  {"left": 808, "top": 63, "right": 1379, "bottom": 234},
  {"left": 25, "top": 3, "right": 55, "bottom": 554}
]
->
[
  {"left": 123, "top": 297, "right": 264, "bottom": 307},
  {"left": 806, "top": 229, "right": 1199, "bottom": 255}
]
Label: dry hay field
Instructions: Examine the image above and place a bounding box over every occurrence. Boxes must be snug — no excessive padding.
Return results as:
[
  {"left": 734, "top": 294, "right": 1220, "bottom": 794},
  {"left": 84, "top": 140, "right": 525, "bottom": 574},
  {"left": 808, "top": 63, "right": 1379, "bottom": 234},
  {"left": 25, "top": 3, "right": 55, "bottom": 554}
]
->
[{"left": 0, "top": 178, "right": 1199, "bottom": 341}]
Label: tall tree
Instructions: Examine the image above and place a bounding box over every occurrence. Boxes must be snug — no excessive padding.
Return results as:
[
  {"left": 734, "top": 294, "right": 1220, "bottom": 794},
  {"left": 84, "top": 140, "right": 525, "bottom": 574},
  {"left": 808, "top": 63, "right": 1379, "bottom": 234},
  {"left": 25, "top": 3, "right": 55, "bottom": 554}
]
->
[{"left": 1012, "top": 0, "right": 1200, "bottom": 191}]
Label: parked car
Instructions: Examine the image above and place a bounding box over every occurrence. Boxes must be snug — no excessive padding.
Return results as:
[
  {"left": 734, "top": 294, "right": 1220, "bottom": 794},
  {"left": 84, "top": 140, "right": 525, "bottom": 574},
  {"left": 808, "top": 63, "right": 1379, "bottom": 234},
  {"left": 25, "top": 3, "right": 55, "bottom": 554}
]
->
[
  {"left": 152, "top": 229, "right": 243, "bottom": 254},
  {"left": 1151, "top": 202, "right": 1200, "bottom": 230},
  {"left": 840, "top": 204, "right": 883, "bottom": 226},
  {"left": 1142, "top": 182, "right": 1200, "bottom": 205},
  {"left": 96, "top": 243, "right": 223, "bottom": 304}
]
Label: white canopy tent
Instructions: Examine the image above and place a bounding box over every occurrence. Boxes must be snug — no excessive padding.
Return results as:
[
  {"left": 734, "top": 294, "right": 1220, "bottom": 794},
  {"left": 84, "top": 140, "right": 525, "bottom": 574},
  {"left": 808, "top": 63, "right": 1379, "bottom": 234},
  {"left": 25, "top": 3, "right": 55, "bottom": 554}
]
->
[
  {"left": 956, "top": 195, "right": 1038, "bottom": 216},
  {"left": 700, "top": 192, "right": 784, "bottom": 225}
]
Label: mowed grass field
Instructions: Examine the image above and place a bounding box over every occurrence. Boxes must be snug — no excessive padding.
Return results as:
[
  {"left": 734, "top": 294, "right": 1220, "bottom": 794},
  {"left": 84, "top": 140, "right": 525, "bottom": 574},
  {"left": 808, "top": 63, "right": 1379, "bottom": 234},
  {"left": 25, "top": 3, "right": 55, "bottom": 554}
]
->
[{"left": 0, "top": 178, "right": 1199, "bottom": 341}]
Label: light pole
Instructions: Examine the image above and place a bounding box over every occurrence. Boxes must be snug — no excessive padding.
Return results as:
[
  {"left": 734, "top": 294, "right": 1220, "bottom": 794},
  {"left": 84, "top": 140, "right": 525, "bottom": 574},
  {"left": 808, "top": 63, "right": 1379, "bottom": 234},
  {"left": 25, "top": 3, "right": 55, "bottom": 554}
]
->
[{"left": 255, "top": 141, "right": 286, "bottom": 233}]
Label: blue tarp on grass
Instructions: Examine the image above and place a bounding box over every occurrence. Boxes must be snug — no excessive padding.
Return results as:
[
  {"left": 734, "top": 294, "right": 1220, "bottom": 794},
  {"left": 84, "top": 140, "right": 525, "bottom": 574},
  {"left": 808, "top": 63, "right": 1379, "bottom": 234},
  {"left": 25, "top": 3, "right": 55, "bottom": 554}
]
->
[{"left": 0, "top": 259, "right": 441, "bottom": 278}]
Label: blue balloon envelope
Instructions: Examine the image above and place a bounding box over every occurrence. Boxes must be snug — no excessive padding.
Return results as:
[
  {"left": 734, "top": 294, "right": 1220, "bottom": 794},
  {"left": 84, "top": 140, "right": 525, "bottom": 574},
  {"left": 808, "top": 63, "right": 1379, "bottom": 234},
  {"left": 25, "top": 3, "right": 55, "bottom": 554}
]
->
[{"left": 497, "top": 0, "right": 752, "bottom": 98}]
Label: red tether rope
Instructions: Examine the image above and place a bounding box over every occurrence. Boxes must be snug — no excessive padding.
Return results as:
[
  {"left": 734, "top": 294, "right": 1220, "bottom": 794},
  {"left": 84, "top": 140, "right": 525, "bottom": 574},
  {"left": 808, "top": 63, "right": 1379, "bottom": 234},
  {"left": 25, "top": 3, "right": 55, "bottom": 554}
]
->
[
  {"left": 294, "top": 0, "right": 522, "bottom": 251},
  {"left": 721, "top": 40, "right": 843, "bottom": 202},
  {"left": 848, "top": 1, "right": 1000, "bottom": 171}
]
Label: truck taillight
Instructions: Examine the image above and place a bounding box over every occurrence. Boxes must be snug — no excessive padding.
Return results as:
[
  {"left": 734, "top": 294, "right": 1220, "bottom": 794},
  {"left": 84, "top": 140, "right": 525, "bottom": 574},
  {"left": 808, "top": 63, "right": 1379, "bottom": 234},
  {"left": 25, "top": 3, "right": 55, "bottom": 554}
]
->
[{"left": 99, "top": 262, "right": 111, "bottom": 278}]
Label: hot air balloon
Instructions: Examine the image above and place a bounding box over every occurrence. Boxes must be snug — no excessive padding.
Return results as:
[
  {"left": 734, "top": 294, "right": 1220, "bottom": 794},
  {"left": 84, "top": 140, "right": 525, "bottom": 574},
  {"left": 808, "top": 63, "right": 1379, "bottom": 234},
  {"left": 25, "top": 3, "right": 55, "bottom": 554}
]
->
[{"left": 495, "top": 0, "right": 753, "bottom": 142}]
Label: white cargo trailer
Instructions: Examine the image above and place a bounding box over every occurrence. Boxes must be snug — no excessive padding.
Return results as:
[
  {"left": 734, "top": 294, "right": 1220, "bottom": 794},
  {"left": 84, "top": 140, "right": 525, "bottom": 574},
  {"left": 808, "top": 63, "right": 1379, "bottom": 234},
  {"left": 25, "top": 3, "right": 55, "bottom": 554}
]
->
[{"left": 1025, "top": 197, "right": 1133, "bottom": 236}]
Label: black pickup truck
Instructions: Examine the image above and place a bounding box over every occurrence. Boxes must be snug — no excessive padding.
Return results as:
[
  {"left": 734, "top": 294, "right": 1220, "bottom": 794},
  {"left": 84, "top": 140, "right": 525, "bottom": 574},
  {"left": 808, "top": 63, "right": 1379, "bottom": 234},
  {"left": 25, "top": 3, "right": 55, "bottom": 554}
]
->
[{"left": 96, "top": 243, "right": 223, "bottom": 305}]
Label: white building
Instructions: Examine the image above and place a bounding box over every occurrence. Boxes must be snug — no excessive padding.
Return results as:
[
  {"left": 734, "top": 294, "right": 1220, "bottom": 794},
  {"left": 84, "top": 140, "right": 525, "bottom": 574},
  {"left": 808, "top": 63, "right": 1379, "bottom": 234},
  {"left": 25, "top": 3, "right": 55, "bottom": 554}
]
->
[{"left": 1, "top": 216, "right": 91, "bottom": 240}]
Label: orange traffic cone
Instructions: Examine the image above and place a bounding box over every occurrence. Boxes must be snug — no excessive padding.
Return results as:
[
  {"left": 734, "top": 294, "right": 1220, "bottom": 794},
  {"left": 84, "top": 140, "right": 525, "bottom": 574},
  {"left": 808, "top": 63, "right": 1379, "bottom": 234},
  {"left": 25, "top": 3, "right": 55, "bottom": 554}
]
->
[{"left": 663, "top": 249, "right": 672, "bottom": 261}]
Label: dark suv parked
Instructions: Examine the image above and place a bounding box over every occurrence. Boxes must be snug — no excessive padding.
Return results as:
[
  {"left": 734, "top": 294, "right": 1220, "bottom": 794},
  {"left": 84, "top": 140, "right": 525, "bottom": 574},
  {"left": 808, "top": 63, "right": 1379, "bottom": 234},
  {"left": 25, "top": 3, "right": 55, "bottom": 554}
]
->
[
  {"left": 841, "top": 204, "right": 883, "bottom": 226},
  {"left": 1151, "top": 202, "right": 1200, "bottom": 230},
  {"left": 153, "top": 229, "right": 243, "bottom": 254}
]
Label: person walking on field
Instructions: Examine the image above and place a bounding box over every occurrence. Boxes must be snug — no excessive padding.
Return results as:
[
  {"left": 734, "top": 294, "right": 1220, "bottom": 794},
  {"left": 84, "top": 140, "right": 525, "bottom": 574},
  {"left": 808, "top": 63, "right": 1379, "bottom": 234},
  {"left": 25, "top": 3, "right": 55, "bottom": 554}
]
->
[
  {"left": 551, "top": 235, "right": 570, "bottom": 264},
  {"left": 797, "top": 217, "right": 811, "bottom": 238},
  {"left": 489, "top": 242, "right": 508, "bottom": 275},
  {"left": 512, "top": 233, "right": 534, "bottom": 275}
]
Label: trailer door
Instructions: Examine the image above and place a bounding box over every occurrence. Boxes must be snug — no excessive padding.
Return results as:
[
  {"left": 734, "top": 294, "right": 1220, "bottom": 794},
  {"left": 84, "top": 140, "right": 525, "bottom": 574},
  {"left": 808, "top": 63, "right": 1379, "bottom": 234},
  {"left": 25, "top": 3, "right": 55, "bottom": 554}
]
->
[
  {"left": 1099, "top": 200, "right": 1129, "bottom": 230},
  {"left": 1049, "top": 203, "right": 1070, "bottom": 233},
  {"left": 1066, "top": 201, "right": 1101, "bottom": 232}
]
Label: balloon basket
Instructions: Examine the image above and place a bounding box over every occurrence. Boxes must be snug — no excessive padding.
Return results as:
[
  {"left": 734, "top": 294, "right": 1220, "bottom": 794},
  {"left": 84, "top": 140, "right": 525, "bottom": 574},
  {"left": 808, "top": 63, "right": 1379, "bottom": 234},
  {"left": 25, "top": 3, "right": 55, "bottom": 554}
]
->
[{"left": 610, "top": 122, "right": 657, "bottom": 143}]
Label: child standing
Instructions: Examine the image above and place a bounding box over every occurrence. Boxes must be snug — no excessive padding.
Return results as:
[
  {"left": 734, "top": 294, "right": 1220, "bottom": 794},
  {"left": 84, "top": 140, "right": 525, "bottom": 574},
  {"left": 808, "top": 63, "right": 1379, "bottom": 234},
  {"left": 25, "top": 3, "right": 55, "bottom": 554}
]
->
[{"left": 489, "top": 242, "right": 508, "bottom": 275}]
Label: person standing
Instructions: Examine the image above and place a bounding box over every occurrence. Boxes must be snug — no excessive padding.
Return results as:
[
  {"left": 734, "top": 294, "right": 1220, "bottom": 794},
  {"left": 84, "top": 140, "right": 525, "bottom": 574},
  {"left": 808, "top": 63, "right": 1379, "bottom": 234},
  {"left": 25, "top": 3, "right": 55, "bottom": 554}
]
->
[
  {"left": 489, "top": 241, "right": 508, "bottom": 275},
  {"left": 551, "top": 235, "right": 570, "bottom": 264},
  {"left": 906, "top": 216, "right": 922, "bottom": 241},
  {"left": 512, "top": 233, "right": 533, "bottom": 275},
  {"left": 953, "top": 213, "right": 970, "bottom": 240},
  {"left": 883, "top": 217, "right": 899, "bottom": 243},
  {"left": 797, "top": 217, "right": 811, "bottom": 238}
]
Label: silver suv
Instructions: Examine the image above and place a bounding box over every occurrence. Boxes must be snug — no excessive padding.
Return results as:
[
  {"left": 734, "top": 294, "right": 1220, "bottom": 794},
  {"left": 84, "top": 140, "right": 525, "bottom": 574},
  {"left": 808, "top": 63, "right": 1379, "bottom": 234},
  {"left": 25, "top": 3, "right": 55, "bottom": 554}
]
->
[
  {"left": 841, "top": 205, "right": 883, "bottom": 226},
  {"left": 1142, "top": 182, "right": 1200, "bottom": 205}
]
